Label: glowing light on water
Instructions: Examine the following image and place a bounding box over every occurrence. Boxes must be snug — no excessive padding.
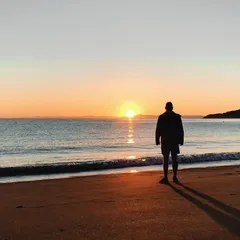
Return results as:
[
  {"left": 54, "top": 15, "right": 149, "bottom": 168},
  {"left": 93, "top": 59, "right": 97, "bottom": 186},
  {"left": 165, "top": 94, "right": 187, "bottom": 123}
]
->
[
  {"left": 127, "top": 139, "right": 135, "bottom": 144},
  {"left": 130, "top": 170, "right": 138, "bottom": 173},
  {"left": 127, "top": 117, "right": 135, "bottom": 144}
]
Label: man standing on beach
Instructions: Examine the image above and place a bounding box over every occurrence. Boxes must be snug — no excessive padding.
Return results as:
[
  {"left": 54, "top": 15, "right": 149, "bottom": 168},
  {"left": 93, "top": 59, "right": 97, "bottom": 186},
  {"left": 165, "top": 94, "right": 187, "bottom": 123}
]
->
[{"left": 155, "top": 102, "right": 184, "bottom": 184}]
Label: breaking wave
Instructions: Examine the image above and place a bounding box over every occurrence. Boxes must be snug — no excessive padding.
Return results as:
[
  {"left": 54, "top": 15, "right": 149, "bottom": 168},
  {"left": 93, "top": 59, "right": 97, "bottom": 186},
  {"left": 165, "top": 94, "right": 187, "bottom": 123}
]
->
[{"left": 0, "top": 152, "right": 240, "bottom": 177}]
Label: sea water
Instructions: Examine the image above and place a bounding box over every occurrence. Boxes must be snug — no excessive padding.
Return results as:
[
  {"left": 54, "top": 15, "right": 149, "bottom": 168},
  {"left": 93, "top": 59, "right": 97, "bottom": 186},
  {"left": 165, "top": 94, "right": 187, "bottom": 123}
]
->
[{"left": 0, "top": 118, "right": 240, "bottom": 180}]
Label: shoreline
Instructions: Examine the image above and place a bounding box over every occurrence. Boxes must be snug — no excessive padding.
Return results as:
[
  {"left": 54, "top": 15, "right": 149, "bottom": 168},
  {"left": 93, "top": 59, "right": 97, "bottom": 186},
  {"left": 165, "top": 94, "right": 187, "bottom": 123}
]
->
[
  {"left": 1, "top": 151, "right": 240, "bottom": 182},
  {"left": 0, "top": 165, "right": 239, "bottom": 239},
  {"left": 1, "top": 159, "right": 240, "bottom": 184}
]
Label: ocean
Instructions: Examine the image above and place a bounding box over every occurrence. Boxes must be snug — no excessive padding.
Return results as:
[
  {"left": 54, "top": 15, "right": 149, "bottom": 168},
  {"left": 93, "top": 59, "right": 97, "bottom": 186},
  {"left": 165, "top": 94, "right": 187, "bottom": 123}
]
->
[{"left": 0, "top": 118, "right": 240, "bottom": 181}]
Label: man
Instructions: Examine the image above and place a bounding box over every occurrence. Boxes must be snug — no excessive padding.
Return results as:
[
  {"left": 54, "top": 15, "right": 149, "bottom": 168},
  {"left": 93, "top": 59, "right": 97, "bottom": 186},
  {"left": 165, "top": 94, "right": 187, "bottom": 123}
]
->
[{"left": 155, "top": 102, "right": 184, "bottom": 184}]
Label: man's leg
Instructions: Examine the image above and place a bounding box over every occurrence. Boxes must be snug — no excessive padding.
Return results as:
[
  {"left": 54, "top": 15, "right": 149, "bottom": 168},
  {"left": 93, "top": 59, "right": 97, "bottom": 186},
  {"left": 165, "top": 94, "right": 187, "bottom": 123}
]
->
[
  {"left": 163, "top": 153, "right": 170, "bottom": 180},
  {"left": 171, "top": 152, "right": 178, "bottom": 180},
  {"left": 159, "top": 152, "right": 169, "bottom": 184}
]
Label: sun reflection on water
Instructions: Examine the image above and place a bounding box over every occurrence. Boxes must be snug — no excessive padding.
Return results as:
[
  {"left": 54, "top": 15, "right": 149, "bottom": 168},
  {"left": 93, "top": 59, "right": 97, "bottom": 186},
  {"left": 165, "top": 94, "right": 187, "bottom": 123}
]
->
[
  {"left": 127, "top": 139, "right": 134, "bottom": 144},
  {"left": 127, "top": 118, "right": 135, "bottom": 144}
]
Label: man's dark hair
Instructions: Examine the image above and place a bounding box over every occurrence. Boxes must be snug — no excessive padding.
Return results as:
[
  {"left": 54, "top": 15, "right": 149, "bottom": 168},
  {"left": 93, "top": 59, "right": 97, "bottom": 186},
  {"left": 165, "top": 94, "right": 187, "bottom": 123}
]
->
[{"left": 165, "top": 102, "right": 173, "bottom": 111}]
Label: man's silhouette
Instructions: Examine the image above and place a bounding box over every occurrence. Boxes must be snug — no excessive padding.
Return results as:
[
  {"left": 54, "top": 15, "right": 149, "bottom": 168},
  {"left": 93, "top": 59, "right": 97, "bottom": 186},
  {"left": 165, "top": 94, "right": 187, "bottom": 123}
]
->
[{"left": 155, "top": 102, "right": 184, "bottom": 184}]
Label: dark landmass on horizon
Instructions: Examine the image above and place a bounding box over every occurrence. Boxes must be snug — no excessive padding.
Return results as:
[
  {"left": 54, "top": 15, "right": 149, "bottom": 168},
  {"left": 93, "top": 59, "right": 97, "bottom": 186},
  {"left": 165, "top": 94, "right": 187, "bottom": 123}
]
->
[
  {"left": 204, "top": 109, "right": 240, "bottom": 119},
  {"left": 134, "top": 114, "right": 202, "bottom": 119}
]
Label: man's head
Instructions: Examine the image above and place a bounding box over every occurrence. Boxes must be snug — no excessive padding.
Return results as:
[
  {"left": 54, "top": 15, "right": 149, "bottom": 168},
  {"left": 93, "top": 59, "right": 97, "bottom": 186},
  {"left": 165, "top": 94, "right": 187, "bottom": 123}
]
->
[{"left": 165, "top": 102, "right": 173, "bottom": 111}]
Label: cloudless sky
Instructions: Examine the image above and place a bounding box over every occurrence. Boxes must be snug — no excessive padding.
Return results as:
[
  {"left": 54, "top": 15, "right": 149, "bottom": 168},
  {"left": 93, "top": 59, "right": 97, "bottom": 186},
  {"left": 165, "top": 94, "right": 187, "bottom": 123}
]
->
[{"left": 1, "top": 0, "right": 240, "bottom": 117}]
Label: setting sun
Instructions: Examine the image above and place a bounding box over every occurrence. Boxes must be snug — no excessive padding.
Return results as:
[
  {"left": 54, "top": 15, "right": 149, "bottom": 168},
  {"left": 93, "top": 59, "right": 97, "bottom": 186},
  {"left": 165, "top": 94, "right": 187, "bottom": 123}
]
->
[
  {"left": 119, "top": 102, "right": 142, "bottom": 117},
  {"left": 126, "top": 110, "right": 136, "bottom": 118}
]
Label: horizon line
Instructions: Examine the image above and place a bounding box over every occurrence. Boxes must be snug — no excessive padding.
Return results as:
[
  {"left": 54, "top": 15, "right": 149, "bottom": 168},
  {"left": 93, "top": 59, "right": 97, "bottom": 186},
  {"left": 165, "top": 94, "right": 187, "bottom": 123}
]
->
[{"left": 0, "top": 114, "right": 204, "bottom": 119}]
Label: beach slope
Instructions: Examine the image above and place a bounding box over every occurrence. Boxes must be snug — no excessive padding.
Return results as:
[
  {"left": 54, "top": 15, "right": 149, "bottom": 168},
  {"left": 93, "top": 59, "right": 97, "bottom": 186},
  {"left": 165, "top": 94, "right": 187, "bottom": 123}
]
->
[{"left": 1, "top": 166, "right": 240, "bottom": 240}]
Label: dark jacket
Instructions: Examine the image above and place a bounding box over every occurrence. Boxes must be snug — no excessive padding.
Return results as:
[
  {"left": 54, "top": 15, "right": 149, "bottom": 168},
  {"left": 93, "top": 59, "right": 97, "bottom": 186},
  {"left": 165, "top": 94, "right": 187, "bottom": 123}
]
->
[{"left": 155, "top": 111, "right": 184, "bottom": 146}]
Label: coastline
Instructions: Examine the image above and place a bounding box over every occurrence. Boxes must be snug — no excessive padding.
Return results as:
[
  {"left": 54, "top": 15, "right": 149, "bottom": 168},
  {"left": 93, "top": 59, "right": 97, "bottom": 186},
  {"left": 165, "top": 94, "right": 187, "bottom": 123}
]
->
[
  {"left": 1, "top": 165, "right": 240, "bottom": 239},
  {"left": 1, "top": 152, "right": 240, "bottom": 182},
  {"left": 1, "top": 158, "right": 240, "bottom": 183}
]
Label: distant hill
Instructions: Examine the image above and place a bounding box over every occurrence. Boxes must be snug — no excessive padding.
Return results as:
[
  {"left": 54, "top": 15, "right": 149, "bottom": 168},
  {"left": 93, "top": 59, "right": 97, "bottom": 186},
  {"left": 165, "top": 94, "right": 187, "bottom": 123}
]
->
[
  {"left": 135, "top": 114, "right": 202, "bottom": 119},
  {"left": 203, "top": 109, "right": 240, "bottom": 118}
]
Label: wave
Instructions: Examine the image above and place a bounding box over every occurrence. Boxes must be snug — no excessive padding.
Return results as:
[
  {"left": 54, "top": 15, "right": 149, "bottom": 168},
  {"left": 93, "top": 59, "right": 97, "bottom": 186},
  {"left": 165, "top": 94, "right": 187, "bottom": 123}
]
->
[
  {"left": 0, "top": 152, "right": 240, "bottom": 177},
  {"left": 0, "top": 144, "right": 136, "bottom": 155}
]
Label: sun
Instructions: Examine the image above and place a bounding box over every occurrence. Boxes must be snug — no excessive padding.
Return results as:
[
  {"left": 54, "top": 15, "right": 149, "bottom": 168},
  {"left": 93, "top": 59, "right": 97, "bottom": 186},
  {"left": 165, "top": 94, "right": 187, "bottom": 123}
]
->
[
  {"left": 126, "top": 110, "right": 136, "bottom": 118},
  {"left": 119, "top": 102, "right": 142, "bottom": 117}
]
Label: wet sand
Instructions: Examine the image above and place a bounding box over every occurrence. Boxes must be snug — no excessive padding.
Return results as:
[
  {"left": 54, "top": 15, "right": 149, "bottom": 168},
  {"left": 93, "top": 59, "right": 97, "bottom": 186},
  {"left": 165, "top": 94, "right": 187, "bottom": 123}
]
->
[{"left": 1, "top": 165, "right": 240, "bottom": 240}]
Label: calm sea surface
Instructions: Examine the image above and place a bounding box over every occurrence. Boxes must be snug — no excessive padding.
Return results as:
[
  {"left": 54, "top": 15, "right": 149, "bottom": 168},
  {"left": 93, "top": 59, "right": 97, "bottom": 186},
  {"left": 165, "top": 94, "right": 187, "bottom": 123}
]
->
[{"left": 1, "top": 118, "right": 240, "bottom": 170}]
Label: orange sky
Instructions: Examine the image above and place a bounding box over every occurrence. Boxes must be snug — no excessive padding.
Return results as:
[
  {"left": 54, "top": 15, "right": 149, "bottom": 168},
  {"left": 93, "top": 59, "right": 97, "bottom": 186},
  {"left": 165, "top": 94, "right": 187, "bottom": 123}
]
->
[
  {"left": 1, "top": 60, "right": 239, "bottom": 118},
  {"left": 1, "top": 2, "right": 240, "bottom": 118}
]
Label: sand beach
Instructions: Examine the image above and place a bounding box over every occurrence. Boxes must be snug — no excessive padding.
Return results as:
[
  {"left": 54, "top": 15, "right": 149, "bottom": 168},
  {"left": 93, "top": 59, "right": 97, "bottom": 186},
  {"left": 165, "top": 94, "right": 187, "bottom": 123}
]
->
[{"left": 0, "top": 165, "right": 240, "bottom": 240}]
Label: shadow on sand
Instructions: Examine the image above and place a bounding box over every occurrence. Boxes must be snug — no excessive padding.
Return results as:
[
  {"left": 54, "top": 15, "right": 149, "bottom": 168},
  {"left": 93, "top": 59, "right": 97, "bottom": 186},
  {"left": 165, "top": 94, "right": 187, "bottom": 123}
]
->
[{"left": 169, "top": 183, "right": 240, "bottom": 238}]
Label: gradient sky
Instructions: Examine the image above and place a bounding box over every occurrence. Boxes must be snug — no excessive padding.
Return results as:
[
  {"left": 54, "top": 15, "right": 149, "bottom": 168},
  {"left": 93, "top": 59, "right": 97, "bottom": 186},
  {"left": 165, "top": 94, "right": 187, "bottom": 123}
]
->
[{"left": 1, "top": 0, "right": 240, "bottom": 117}]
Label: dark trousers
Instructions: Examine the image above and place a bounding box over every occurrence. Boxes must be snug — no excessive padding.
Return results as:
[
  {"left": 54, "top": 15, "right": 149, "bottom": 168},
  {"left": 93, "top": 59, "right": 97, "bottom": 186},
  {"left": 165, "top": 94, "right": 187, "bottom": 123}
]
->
[{"left": 161, "top": 143, "right": 179, "bottom": 179}]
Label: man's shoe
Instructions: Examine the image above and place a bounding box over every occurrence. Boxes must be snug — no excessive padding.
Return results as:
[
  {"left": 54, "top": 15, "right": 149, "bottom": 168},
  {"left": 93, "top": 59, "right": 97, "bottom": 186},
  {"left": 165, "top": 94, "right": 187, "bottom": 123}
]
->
[
  {"left": 173, "top": 177, "right": 180, "bottom": 184},
  {"left": 159, "top": 177, "right": 169, "bottom": 184}
]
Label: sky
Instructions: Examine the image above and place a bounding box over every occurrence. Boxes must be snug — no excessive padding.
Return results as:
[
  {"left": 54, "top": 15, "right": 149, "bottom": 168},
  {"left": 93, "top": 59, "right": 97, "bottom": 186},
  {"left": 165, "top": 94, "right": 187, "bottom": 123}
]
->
[{"left": 1, "top": 0, "right": 240, "bottom": 117}]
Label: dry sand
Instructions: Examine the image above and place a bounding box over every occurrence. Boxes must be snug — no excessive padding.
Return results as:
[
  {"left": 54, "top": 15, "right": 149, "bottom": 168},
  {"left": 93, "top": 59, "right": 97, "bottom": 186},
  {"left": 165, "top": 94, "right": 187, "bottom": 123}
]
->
[{"left": 0, "top": 166, "right": 240, "bottom": 240}]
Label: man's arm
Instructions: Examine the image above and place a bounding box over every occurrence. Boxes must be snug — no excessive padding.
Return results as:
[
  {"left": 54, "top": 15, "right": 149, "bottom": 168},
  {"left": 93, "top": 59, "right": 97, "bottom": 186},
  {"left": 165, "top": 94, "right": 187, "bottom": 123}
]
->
[
  {"left": 179, "top": 117, "right": 184, "bottom": 145},
  {"left": 155, "top": 116, "right": 161, "bottom": 145}
]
